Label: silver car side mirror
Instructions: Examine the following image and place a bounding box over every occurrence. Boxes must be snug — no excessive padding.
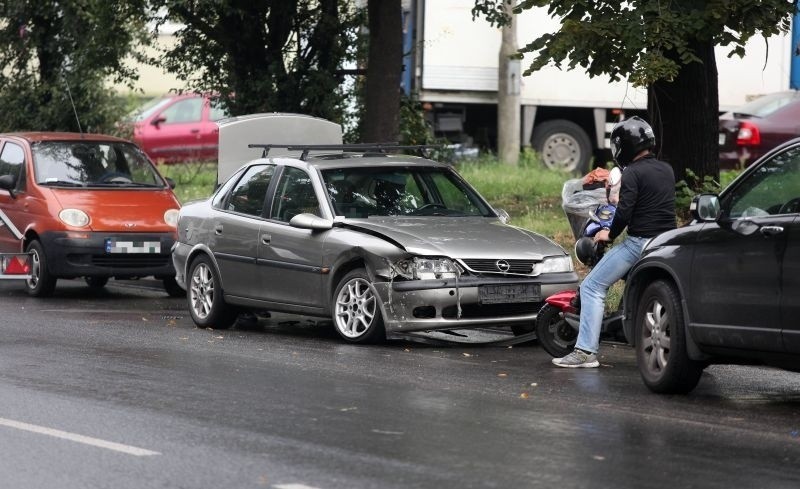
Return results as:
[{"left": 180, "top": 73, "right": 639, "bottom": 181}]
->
[
  {"left": 289, "top": 213, "right": 334, "bottom": 230},
  {"left": 496, "top": 208, "right": 510, "bottom": 224}
]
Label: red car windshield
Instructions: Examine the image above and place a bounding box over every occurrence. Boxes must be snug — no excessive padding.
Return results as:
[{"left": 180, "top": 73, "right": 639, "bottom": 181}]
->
[{"left": 32, "top": 141, "right": 165, "bottom": 188}]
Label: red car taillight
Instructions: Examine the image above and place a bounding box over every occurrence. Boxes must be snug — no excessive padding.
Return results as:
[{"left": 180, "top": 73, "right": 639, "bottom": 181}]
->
[{"left": 736, "top": 121, "right": 761, "bottom": 146}]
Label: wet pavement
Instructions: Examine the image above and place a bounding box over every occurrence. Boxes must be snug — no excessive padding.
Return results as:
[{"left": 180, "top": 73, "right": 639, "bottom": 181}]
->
[{"left": 1, "top": 278, "right": 799, "bottom": 488}]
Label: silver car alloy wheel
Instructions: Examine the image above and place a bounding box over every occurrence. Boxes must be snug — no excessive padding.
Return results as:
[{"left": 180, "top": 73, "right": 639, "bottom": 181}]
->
[
  {"left": 642, "top": 298, "right": 671, "bottom": 375},
  {"left": 335, "top": 277, "right": 377, "bottom": 339},
  {"left": 190, "top": 262, "right": 215, "bottom": 320}
]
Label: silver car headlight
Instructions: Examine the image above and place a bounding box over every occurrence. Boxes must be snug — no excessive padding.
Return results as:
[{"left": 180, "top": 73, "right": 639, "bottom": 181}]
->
[
  {"left": 394, "top": 257, "right": 460, "bottom": 280},
  {"left": 533, "top": 255, "right": 574, "bottom": 274}
]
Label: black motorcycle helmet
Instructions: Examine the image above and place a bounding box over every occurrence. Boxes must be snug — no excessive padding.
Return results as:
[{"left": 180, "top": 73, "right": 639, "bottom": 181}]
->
[
  {"left": 610, "top": 116, "right": 655, "bottom": 166},
  {"left": 575, "top": 237, "right": 600, "bottom": 267}
]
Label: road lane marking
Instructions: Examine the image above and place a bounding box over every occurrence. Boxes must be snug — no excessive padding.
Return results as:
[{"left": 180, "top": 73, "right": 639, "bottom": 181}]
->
[
  {"left": 274, "top": 485, "right": 322, "bottom": 489},
  {"left": 0, "top": 417, "right": 160, "bottom": 456}
]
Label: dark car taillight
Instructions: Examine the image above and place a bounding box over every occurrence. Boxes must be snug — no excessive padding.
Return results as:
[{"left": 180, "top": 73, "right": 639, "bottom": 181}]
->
[{"left": 736, "top": 121, "right": 761, "bottom": 146}]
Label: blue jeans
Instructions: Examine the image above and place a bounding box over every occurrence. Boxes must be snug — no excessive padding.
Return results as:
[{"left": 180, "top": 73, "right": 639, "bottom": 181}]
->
[{"left": 575, "top": 235, "right": 650, "bottom": 354}]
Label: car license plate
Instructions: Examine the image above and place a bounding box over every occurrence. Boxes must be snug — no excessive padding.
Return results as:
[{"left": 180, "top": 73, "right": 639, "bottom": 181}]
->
[
  {"left": 479, "top": 284, "right": 540, "bottom": 304},
  {"left": 105, "top": 238, "right": 161, "bottom": 254},
  {"left": 718, "top": 133, "right": 726, "bottom": 146}
]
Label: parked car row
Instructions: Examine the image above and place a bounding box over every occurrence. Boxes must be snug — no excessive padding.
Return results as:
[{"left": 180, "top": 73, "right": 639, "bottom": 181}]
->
[{"left": 2, "top": 119, "right": 800, "bottom": 396}]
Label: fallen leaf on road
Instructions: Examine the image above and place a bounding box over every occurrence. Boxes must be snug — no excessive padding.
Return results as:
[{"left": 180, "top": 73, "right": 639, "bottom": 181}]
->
[
  {"left": 497, "top": 373, "right": 508, "bottom": 378},
  {"left": 592, "top": 455, "right": 606, "bottom": 461},
  {"left": 462, "top": 353, "right": 471, "bottom": 357},
  {"left": 340, "top": 407, "right": 358, "bottom": 412},
  {"left": 519, "top": 392, "right": 529, "bottom": 399}
]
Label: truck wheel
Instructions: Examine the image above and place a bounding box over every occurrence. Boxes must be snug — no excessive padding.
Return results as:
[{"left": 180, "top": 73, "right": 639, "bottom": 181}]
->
[
  {"left": 635, "top": 280, "right": 704, "bottom": 394},
  {"left": 531, "top": 120, "right": 592, "bottom": 173},
  {"left": 25, "top": 240, "right": 57, "bottom": 297}
]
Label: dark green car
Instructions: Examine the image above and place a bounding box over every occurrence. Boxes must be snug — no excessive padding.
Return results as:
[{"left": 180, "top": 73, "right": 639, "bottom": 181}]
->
[{"left": 623, "top": 138, "right": 800, "bottom": 393}]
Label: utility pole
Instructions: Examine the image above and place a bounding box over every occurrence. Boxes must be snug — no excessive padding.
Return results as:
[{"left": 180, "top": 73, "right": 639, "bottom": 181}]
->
[{"left": 497, "top": 1, "right": 520, "bottom": 165}]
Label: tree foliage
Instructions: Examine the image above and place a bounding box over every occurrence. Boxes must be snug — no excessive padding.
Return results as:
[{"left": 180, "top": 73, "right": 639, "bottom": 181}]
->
[
  {"left": 473, "top": 0, "right": 797, "bottom": 181},
  {"left": 151, "top": 0, "right": 364, "bottom": 124},
  {"left": 0, "top": 0, "right": 151, "bottom": 133}
]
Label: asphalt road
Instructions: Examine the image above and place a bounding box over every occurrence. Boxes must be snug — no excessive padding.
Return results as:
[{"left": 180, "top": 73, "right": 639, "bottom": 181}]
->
[{"left": 1, "top": 278, "right": 799, "bottom": 489}]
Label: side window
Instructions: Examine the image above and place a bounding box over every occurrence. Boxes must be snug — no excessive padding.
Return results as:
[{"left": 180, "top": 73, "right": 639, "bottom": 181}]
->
[
  {"left": 726, "top": 146, "right": 800, "bottom": 218},
  {"left": 428, "top": 172, "right": 481, "bottom": 214},
  {"left": 0, "top": 142, "right": 26, "bottom": 191},
  {"left": 212, "top": 168, "right": 245, "bottom": 208},
  {"left": 209, "top": 100, "right": 229, "bottom": 122},
  {"left": 161, "top": 98, "right": 203, "bottom": 124},
  {"left": 270, "top": 167, "right": 321, "bottom": 222},
  {"left": 225, "top": 165, "right": 275, "bottom": 217}
]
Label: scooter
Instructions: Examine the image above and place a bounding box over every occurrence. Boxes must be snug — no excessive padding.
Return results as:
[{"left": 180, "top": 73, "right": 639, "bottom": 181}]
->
[{"left": 535, "top": 167, "right": 626, "bottom": 358}]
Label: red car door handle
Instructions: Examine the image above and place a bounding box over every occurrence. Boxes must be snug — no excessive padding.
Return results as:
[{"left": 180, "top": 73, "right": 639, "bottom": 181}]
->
[
  {"left": 760, "top": 225, "right": 784, "bottom": 236},
  {"left": 190, "top": 128, "right": 200, "bottom": 134}
]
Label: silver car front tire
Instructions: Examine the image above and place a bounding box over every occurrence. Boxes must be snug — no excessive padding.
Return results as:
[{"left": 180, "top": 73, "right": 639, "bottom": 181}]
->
[{"left": 332, "top": 269, "right": 385, "bottom": 343}]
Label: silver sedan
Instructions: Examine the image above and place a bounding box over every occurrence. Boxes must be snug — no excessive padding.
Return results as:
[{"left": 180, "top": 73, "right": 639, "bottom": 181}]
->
[{"left": 172, "top": 152, "right": 578, "bottom": 343}]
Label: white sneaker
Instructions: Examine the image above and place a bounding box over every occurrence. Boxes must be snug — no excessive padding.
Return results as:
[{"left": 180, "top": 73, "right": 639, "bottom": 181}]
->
[{"left": 552, "top": 349, "right": 600, "bottom": 368}]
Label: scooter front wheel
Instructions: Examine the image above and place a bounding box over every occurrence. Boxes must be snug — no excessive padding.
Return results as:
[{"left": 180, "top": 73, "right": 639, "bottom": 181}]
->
[{"left": 536, "top": 304, "right": 578, "bottom": 358}]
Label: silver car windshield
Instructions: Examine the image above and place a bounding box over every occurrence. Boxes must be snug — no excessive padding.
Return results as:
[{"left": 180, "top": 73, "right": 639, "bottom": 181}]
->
[
  {"left": 321, "top": 166, "right": 493, "bottom": 218},
  {"left": 32, "top": 141, "right": 165, "bottom": 188}
]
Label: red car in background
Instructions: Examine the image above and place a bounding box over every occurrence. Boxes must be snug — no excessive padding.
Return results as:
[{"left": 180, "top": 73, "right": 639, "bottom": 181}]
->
[
  {"left": 718, "top": 90, "right": 800, "bottom": 169},
  {"left": 131, "top": 93, "right": 229, "bottom": 163}
]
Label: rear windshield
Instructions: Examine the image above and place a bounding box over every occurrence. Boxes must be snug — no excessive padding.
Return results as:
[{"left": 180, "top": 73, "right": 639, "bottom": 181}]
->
[
  {"left": 32, "top": 141, "right": 166, "bottom": 188},
  {"left": 732, "top": 91, "right": 800, "bottom": 117}
]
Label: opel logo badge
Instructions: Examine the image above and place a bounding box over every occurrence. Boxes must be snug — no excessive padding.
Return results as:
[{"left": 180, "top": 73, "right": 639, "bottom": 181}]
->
[{"left": 496, "top": 260, "right": 510, "bottom": 272}]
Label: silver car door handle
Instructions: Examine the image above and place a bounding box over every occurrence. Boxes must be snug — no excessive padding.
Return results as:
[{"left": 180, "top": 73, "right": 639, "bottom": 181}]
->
[
  {"left": 760, "top": 225, "right": 784, "bottom": 236},
  {"left": 214, "top": 224, "right": 223, "bottom": 235},
  {"left": 261, "top": 234, "right": 271, "bottom": 245}
]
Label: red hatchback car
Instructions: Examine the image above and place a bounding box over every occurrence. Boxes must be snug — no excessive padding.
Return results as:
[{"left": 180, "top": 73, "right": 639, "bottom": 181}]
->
[
  {"left": 131, "top": 93, "right": 229, "bottom": 163},
  {"left": 718, "top": 90, "right": 800, "bottom": 169}
]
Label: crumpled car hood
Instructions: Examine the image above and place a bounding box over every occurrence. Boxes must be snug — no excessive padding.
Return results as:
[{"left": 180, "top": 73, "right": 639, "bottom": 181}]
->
[{"left": 343, "top": 217, "right": 566, "bottom": 259}]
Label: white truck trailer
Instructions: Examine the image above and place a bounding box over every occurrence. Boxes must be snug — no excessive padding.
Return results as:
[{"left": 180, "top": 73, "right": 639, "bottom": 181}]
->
[{"left": 407, "top": 0, "right": 792, "bottom": 171}]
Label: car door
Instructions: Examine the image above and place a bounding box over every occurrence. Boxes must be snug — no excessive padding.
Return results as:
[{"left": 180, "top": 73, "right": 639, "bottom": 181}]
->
[
  {"left": 0, "top": 141, "right": 28, "bottom": 253},
  {"left": 211, "top": 164, "right": 275, "bottom": 299},
  {"left": 783, "top": 215, "right": 800, "bottom": 352},
  {"left": 147, "top": 96, "right": 206, "bottom": 161},
  {"left": 258, "top": 165, "right": 327, "bottom": 309},
  {"left": 688, "top": 145, "right": 800, "bottom": 352}
]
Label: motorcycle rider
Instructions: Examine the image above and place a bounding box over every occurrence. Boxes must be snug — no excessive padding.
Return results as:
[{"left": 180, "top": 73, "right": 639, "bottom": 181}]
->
[{"left": 552, "top": 116, "right": 676, "bottom": 368}]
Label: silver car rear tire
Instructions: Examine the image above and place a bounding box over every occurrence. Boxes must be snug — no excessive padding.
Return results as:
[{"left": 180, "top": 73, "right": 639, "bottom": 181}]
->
[
  {"left": 332, "top": 269, "right": 385, "bottom": 343},
  {"left": 188, "top": 255, "right": 238, "bottom": 330}
]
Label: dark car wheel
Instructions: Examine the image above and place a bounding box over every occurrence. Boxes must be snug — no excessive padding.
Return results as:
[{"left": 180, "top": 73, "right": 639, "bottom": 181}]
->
[
  {"left": 187, "top": 255, "right": 238, "bottom": 329},
  {"left": 25, "top": 240, "right": 57, "bottom": 297},
  {"left": 332, "top": 269, "right": 385, "bottom": 344},
  {"left": 84, "top": 276, "right": 109, "bottom": 289},
  {"left": 635, "top": 279, "right": 704, "bottom": 394},
  {"left": 535, "top": 303, "right": 577, "bottom": 358},
  {"left": 162, "top": 275, "right": 186, "bottom": 298}
]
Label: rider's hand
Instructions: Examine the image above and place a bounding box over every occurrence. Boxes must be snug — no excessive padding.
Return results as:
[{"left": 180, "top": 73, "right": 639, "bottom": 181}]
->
[{"left": 594, "top": 228, "right": 611, "bottom": 243}]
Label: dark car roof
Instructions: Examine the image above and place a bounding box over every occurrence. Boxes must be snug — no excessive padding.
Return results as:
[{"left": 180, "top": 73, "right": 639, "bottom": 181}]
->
[{"left": 0, "top": 132, "right": 132, "bottom": 144}]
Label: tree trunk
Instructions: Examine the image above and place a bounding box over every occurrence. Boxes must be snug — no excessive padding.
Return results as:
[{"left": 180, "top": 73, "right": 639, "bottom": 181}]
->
[
  {"left": 363, "top": 0, "right": 402, "bottom": 143},
  {"left": 497, "top": 1, "right": 520, "bottom": 165},
  {"left": 648, "top": 39, "right": 719, "bottom": 183}
]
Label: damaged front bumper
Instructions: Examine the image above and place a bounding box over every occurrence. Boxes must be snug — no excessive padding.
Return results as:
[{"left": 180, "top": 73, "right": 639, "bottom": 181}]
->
[{"left": 372, "top": 272, "right": 578, "bottom": 333}]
